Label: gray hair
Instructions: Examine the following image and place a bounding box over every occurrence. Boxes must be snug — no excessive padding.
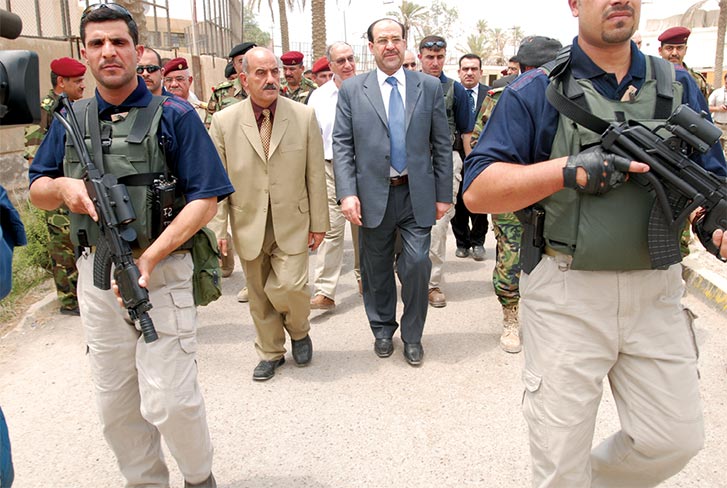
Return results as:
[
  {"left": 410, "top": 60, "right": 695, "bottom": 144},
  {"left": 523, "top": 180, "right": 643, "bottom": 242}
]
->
[{"left": 325, "top": 41, "right": 353, "bottom": 62}]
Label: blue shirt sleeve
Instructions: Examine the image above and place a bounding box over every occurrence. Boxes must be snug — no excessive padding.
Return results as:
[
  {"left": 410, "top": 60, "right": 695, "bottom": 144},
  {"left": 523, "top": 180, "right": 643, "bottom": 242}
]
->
[
  {"left": 463, "top": 69, "right": 558, "bottom": 192},
  {"left": 675, "top": 66, "right": 727, "bottom": 177},
  {"left": 159, "top": 97, "right": 234, "bottom": 202},
  {"left": 28, "top": 117, "right": 67, "bottom": 186}
]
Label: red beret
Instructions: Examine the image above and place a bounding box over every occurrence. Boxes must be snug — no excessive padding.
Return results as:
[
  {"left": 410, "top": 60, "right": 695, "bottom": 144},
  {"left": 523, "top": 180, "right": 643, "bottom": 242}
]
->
[
  {"left": 281, "top": 51, "right": 304, "bottom": 66},
  {"left": 50, "top": 57, "right": 86, "bottom": 78},
  {"left": 311, "top": 56, "right": 330, "bottom": 74},
  {"left": 163, "top": 57, "right": 189, "bottom": 74},
  {"left": 658, "top": 26, "right": 691, "bottom": 45}
]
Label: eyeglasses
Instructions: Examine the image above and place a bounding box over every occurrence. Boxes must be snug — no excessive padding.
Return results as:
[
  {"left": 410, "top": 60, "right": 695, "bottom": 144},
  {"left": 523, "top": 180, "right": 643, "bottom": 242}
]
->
[
  {"left": 333, "top": 55, "right": 355, "bottom": 66},
  {"left": 421, "top": 40, "right": 446, "bottom": 49},
  {"left": 164, "top": 76, "right": 188, "bottom": 84},
  {"left": 375, "top": 36, "right": 404, "bottom": 46},
  {"left": 81, "top": 3, "right": 133, "bottom": 22},
  {"left": 136, "top": 65, "right": 161, "bottom": 74},
  {"left": 402, "top": 62, "right": 417, "bottom": 69}
]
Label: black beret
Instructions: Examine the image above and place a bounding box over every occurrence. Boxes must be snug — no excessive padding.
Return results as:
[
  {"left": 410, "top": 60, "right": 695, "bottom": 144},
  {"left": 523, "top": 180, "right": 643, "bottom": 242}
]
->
[
  {"left": 224, "top": 62, "right": 235, "bottom": 79},
  {"left": 229, "top": 42, "right": 257, "bottom": 59},
  {"left": 516, "top": 36, "right": 562, "bottom": 68}
]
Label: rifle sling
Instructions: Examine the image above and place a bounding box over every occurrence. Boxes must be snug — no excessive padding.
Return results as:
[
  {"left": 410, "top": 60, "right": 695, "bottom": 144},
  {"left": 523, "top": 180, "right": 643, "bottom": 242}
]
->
[{"left": 86, "top": 98, "right": 106, "bottom": 174}]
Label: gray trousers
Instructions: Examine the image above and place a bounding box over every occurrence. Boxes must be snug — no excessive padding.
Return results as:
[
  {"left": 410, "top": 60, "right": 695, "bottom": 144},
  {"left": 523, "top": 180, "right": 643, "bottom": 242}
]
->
[{"left": 360, "top": 184, "right": 431, "bottom": 344}]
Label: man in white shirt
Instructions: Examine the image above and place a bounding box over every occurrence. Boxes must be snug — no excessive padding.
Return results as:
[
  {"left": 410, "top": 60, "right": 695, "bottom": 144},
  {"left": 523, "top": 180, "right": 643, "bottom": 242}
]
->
[{"left": 308, "top": 42, "right": 360, "bottom": 310}]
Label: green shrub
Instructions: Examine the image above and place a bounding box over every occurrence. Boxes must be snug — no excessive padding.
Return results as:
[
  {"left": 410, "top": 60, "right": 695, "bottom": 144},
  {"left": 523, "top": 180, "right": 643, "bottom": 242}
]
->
[{"left": 0, "top": 199, "right": 52, "bottom": 322}]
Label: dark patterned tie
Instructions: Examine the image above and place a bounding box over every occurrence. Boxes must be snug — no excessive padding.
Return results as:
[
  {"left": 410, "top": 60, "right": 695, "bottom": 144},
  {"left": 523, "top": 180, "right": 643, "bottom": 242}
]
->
[
  {"left": 385, "top": 76, "right": 407, "bottom": 173},
  {"left": 467, "top": 89, "right": 476, "bottom": 114},
  {"left": 261, "top": 109, "right": 272, "bottom": 159}
]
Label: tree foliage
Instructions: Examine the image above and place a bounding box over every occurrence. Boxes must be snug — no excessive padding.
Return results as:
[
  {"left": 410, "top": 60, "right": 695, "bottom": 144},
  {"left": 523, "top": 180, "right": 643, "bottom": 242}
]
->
[{"left": 243, "top": 4, "right": 272, "bottom": 47}]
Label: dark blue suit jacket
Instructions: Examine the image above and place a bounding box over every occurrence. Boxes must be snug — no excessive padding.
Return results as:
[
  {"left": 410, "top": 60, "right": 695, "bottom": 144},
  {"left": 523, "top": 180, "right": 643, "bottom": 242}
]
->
[{"left": 333, "top": 68, "right": 453, "bottom": 228}]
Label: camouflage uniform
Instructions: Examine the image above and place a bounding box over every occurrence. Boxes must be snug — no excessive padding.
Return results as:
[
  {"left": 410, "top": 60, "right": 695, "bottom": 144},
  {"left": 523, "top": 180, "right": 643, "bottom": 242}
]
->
[
  {"left": 204, "top": 77, "right": 247, "bottom": 128},
  {"left": 24, "top": 89, "right": 79, "bottom": 312},
  {"left": 684, "top": 63, "right": 712, "bottom": 101},
  {"left": 280, "top": 76, "right": 317, "bottom": 104},
  {"left": 470, "top": 86, "right": 522, "bottom": 307}
]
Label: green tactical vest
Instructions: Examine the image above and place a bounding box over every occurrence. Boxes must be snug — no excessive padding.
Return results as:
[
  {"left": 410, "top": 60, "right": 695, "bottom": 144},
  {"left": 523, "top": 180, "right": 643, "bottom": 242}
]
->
[
  {"left": 63, "top": 96, "right": 184, "bottom": 249},
  {"left": 543, "top": 54, "right": 683, "bottom": 270}
]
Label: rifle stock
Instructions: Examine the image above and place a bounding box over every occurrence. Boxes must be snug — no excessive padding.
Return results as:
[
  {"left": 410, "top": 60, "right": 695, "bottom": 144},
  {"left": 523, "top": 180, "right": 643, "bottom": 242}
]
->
[{"left": 53, "top": 94, "right": 158, "bottom": 342}]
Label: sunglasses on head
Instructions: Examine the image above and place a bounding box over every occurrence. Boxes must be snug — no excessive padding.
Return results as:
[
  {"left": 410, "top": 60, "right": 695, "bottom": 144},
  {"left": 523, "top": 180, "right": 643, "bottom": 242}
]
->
[
  {"left": 421, "top": 40, "right": 446, "bottom": 49},
  {"left": 137, "top": 65, "right": 161, "bottom": 74},
  {"left": 81, "top": 3, "right": 133, "bottom": 21}
]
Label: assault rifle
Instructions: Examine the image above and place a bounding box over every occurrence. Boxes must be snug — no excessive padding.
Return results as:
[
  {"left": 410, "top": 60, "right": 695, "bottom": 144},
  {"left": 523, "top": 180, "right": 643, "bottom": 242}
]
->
[
  {"left": 53, "top": 94, "right": 158, "bottom": 342},
  {"left": 599, "top": 104, "right": 727, "bottom": 268}
]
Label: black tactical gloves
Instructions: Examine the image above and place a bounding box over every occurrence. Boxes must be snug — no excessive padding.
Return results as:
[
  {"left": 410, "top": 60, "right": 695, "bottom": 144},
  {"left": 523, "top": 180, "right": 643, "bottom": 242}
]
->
[{"left": 563, "top": 147, "right": 632, "bottom": 195}]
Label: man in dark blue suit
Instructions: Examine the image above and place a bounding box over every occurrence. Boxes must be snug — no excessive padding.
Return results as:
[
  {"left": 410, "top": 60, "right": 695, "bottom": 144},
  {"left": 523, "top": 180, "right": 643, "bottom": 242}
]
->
[{"left": 333, "top": 18, "right": 452, "bottom": 366}]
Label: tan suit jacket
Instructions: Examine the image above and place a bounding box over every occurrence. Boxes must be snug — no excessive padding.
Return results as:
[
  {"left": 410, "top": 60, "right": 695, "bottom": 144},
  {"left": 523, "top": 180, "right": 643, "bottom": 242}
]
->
[{"left": 208, "top": 96, "right": 329, "bottom": 260}]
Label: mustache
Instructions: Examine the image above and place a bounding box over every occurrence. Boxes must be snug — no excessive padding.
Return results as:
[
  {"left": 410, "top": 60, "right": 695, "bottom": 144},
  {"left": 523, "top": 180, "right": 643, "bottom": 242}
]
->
[
  {"left": 604, "top": 4, "right": 634, "bottom": 19},
  {"left": 263, "top": 83, "right": 277, "bottom": 91}
]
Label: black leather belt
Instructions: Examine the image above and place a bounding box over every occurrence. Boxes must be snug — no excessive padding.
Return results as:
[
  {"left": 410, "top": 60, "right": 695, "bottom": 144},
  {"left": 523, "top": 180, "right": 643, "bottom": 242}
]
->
[{"left": 390, "top": 175, "right": 408, "bottom": 187}]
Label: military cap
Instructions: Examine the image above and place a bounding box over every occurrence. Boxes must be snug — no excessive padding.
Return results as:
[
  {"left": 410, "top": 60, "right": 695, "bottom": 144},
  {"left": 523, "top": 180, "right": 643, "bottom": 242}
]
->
[
  {"left": 516, "top": 36, "right": 562, "bottom": 68},
  {"left": 163, "top": 57, "right": 189, "bottom": 75},
  {"left": 229, "top": 42, "right": 257, "bottom": 58},
  {"left": 658, "top": 26, "right": 691, "bottom": 45},
  {"left": 50, "top": 57, "right": 86, "bottom": 77},
  {"left": 224, "top": 61, "right": 236, "bottom": 79},
  {"left": 311, "top": 56, "right": 330, "bottom": 74},
  {"left": 281, "top": 51, "right": 304, "bottom": 66}
]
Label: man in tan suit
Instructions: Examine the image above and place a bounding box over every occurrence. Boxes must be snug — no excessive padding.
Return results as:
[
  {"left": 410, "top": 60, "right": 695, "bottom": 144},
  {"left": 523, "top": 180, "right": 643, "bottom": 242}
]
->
[{"left": 209, "top": 47, "right": 329, "bottom": 381}]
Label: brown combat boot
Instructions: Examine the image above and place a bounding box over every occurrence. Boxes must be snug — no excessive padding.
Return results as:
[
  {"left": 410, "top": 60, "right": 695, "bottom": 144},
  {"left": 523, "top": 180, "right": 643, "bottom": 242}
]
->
[{"left": 500, "top": 304, "right": 522, "bottom": 353}]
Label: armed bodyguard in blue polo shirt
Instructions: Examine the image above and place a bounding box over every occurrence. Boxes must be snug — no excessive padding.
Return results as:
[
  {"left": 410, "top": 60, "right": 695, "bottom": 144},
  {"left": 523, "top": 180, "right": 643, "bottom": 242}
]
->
[
  {"left": 28, "top": 4, "right": 232, "bottom": 488},
  {"left": 463, "top": 0, "right": 726, "bottom": 486}
]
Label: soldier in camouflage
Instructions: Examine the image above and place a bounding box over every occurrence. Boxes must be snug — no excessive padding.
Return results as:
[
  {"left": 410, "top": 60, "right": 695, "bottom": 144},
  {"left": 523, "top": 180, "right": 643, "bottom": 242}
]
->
[
  {"left": 467, "top": 36, "right": 561, "bottom": 353},
  {"left": 205, "top": 42, "right": 257, "bottom": 303},
  {"left": 204, "top": 42, "right": 256, "bottom": 128},
  {"left": 658, "top": 26, "right": 712, "bottom": 100},
  {"left": 23, "top": 57, "right": 86, "bottom": 315},
  {"left": 280, "top": 51, "right": 317, "bottom": 104}
]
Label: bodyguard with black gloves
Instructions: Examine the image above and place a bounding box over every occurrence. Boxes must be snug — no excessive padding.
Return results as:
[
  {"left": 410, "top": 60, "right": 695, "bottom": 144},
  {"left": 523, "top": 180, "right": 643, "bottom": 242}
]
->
[{"left": 463, "top": 0, "right": 726, "bottom": 486}]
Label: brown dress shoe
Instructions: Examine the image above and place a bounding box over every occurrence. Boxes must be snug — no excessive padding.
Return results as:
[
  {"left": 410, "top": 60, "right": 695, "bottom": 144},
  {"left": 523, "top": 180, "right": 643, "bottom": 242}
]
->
[
  {"left": 310, "top": 294, "right": 335, "bottom": 310},
  {"left": 428, "top": 287, "right": 447, "bottom": 308}
]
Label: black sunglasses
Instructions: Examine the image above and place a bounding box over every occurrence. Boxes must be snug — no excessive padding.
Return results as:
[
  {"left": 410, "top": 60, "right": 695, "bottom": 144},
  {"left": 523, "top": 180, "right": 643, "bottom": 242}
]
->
[
  {"left": 421, "top": 40, "right": 446, "bottom": 49},
  {"left": 402, "top": 62, "right": 417, "bottom": 68},
  {"left": 137, "top": 65, "right": 161, "bottom": 74},
  {"left": 81, "top": 3, "right": 134, "bottom": 21}
]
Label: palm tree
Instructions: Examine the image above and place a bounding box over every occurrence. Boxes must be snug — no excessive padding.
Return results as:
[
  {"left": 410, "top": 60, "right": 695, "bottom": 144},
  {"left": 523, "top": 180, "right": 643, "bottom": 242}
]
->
[
  {"left": 476, "top": 19, "right": 488, "bottom": 35},
  {"left": 386, "top": 0, "right": 428, "bottom": 45},
  {"left": 487, "top": 27, "right": 509, "bottom": 65},
  {"left": 116, "top": 0, "right": 149, "bottom": 45},
  {"left": 250, "top": 0, "right": 301, "bottom": 53},
  {"left": 716, "top": 0, "right": 726, "bottom": 88},
  {"left": 310, "top": 0, "right": 326, "bottom": 59},
  {"left": 510, "top": 26, "right": 525, "bottom": 56},
  {"left": 460, "top": 33, "right": 487, "bottom": 59}
]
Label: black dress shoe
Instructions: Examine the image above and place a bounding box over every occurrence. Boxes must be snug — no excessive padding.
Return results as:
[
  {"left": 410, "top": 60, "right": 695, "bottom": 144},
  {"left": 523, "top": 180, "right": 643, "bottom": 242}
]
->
[
  {"left": 403, "top": 342, "right": 423, "bottom": 366},
  {"left": 252, "top": 357, "right": 285, "bottom": 381},
  {"left": 291, "top": 335, "right": 313, "bottom": 365},
  {"left": 374, "top": 338, "right": 394, "bottom": 358}
]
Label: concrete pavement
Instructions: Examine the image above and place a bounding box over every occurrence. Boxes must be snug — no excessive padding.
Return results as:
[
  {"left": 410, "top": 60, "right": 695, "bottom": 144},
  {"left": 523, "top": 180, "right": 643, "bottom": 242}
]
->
[{"left": 1, "top": 230, "right": 726, "bottom": 487}]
